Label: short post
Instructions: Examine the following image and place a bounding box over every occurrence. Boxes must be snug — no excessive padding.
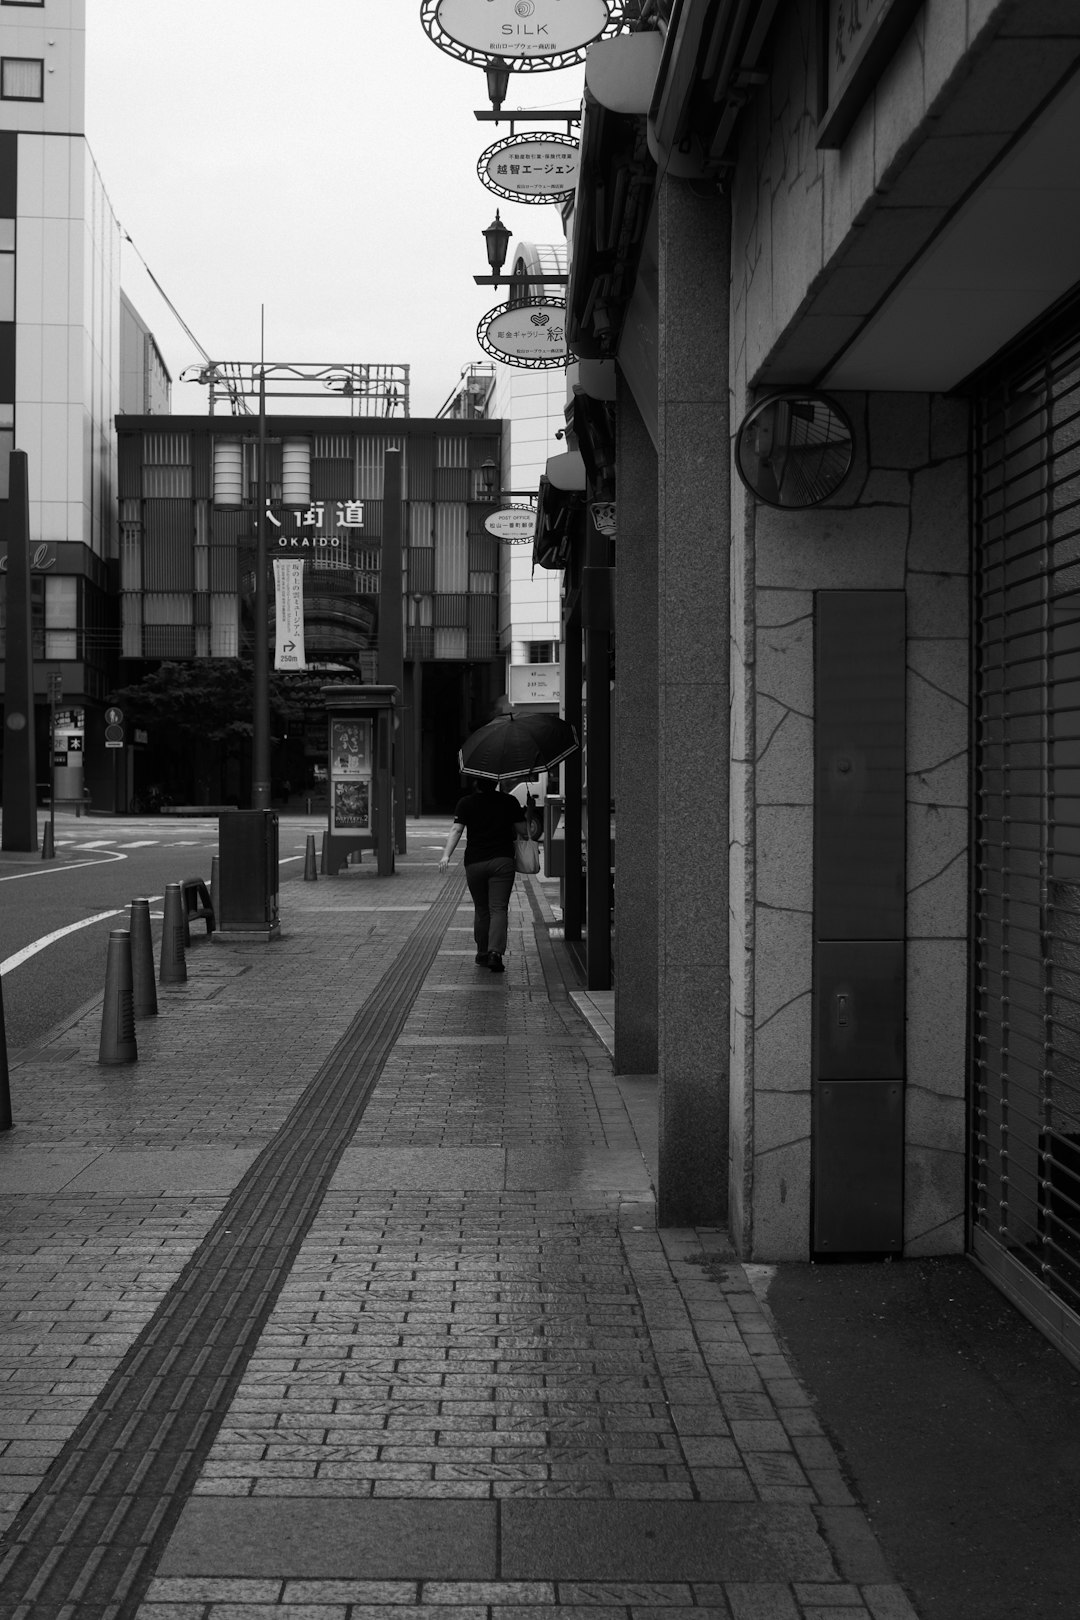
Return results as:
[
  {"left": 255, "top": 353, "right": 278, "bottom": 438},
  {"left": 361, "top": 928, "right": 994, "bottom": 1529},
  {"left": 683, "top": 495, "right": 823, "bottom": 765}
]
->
[
  {"left": 0, "top": 972, "right": 13, "bottom": 1131},
  {"left": 99, "top": 929, "right": 138, "bottom": 1065},
  {"left": 303, "top": 834, "right": 318, "bottom": 881},
  {"left": 159, "top": 882, "right": 188, "bottom": 984},
  {"left": 129, "top": 898, "right": 158, "bottom": 1017}
]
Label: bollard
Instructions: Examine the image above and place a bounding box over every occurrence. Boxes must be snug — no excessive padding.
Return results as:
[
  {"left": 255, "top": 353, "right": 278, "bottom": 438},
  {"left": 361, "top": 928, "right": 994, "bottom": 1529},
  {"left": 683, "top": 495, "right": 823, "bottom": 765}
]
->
[
  {"left": 320, "top": 830, "right": 329, "bottom": 875},
  {"left": 40, "top": 821, "right": 55, "bottom": 861},
  {"left": 210, "top": 854, "right": 220, "bottom": 930},
  {"left": 303, "top": 833, "right": 318, "bottom": 881},
  {"left": 0, "top": 971, "right": 12, "bottom": 1130},
  {"left": 159, "top": 882, "right": 188, "bottom": 984},
  {"left": 129, "top": 897, "right": 158, "bottom": 1017},
  {"left": 99, "top": 929, "right": 138, "bottom": 1065}
]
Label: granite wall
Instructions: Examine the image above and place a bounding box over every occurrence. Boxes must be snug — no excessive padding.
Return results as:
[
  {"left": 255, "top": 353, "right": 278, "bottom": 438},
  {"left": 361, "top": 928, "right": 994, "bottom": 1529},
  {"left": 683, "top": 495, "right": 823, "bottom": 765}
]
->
[{"left": 729, "top": 392, "right": 970, "bottom": 1259}]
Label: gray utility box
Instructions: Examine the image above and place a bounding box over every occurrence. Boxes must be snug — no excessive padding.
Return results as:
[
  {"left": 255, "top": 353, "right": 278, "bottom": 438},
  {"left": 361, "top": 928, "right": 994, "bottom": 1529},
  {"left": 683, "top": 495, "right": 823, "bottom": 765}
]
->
[{"left": 218, "top": 810, "right": 279, "bottom": 933}]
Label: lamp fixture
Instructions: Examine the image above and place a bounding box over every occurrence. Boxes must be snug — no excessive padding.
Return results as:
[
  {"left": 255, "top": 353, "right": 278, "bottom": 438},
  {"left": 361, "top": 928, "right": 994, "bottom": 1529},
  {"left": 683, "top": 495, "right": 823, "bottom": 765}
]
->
[
  {"left": 485, "top": 56, "right": 511, "bottom": 112},
  {"left": 475, "top": 211, "right": 568, "bottom": 290},
  {"left": 482, "top": 211, "right": 511, "bottom": 276}
]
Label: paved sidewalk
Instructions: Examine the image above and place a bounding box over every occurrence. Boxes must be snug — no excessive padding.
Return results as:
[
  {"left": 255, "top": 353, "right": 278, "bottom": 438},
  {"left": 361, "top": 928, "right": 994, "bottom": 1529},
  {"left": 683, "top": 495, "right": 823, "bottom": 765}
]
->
[{"left": 0, "top": 823, "right": 918, "bottom": 1620}]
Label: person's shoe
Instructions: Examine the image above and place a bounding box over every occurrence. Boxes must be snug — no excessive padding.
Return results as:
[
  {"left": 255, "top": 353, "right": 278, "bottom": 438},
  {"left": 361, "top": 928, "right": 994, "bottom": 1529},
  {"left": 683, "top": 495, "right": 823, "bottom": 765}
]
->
[
  {"left": 487, "top": 952, "right": 504, "bottom": 972},
  {"left": 475, "top": 952, "right": 489, "bottom": 964}
]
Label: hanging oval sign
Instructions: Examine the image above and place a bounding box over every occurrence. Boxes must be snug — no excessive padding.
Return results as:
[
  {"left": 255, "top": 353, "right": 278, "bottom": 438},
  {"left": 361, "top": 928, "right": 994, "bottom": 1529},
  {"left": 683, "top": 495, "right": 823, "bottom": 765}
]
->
[
  {"left": 479, "top": 133, "right": 581, "bottom": 204},
  {"left": 485, "top": 506, "right": 537, "bottom": 542},
  {"left": 478, "top": 298, "right": 568, "bottom": 370},
  {"left": 423, "top": 0, "right": 614, "bottom": 67}
]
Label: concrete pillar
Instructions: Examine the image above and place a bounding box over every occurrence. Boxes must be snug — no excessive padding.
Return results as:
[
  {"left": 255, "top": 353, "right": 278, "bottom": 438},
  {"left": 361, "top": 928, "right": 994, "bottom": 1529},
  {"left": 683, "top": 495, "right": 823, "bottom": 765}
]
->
[
  {"left": 614, "top": 382, "right": 658, "bottom": 1073},
  {"left": 2, "top": 452, "right": 39, "bottom": 853},
  {"left": 655, "top": 176, "right": 730, "bottom": 1226}
]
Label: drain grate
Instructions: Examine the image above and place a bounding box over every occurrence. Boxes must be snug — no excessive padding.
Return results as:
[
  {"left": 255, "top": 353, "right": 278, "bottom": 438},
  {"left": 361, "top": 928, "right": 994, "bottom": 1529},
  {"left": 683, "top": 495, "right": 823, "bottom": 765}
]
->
[{"left": 0, "top": 872, "right": 465, "bottom": 1620}]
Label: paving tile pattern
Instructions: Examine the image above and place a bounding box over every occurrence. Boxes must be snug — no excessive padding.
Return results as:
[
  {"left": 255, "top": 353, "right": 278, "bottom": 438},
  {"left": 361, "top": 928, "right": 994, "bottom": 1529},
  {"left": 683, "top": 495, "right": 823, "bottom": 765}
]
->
[
  {"left": 0, "top": 826, "right": 918, "bottom": 1620},
  {"left": 0, "top": 867, "right": 468, "bottom": 1618},
  {"left": 0, "top": 1195, "right": 223, "bottom": 1532},
  {"left": 3, "top": 880, "right": 441, "bottom": 1151},
  {"left": 137, "top": 1576, "right": 919, "bottom": 1620}
]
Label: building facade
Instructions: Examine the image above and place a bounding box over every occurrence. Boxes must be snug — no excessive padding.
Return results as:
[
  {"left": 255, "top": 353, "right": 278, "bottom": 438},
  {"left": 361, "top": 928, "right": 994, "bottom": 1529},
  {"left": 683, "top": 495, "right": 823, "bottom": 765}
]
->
[
  {"left": 0, "top": 0, "right": 162, "bottom": 809},
  {"left": 554, "top": 0, "right": 1080, "bottom": 1365},
  {"left": 114, "top": 415, "right": 504, "bottom": 812}
]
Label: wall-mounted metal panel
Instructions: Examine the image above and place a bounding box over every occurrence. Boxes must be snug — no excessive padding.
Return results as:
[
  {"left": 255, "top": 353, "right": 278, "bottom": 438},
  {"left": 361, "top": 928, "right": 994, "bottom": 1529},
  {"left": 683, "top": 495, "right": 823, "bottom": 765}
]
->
[
  {"left": 191, "top": 436, "right": 211, "bottom": 499},
  {"left": 813, "top": 1080, "right": 904, "bottom": 1253},
  {"left": 313, "top": 459, "right": 354, "bottom": 500},
  {"left": 434, "top": 466, "right": 470, "bottom": 503},
  {"left": 815, "top": 940, "right": 905, "bottom": 1079},
  {"left": 468, "top": 596, "right": 497, "bottom": 658},
  {"left": 815, "top": 591, "right": 906, "bottom": 940},
  {"left": 469, "top": 534, "right": 499, "bottom": 573},
  {"left": 408, "top": 547, "right": 434, "bottom": 594},
  {"left": 434, "top": 504, "right": 468, "bottom": 592},
  {"left": 142, "top": 465, "right": 192, "bottom": 499},
  {"left": 434, "top": 593, "right": 469, "bottom": 629},
  {"left": 118, "top": 435, "right": 142, "bottom": 499},
  {"left": 142, "top": 502, "right": 195, "bottom": 590},
  {"left": 410, "top": 501, "right": 434, "bottom": 547},
  {"left": 408, "top": 437, "right": 435, "bottom": 501},
  {"left": 813, "top": 589, "right": 907, "bottom": 1258}
]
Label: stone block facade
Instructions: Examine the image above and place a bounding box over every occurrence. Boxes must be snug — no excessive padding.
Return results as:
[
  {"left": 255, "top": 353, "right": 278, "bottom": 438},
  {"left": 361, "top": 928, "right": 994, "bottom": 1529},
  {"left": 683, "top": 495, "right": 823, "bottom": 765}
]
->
[{"left": 729, "top": 394, "right": 970, "bottom": 1259}]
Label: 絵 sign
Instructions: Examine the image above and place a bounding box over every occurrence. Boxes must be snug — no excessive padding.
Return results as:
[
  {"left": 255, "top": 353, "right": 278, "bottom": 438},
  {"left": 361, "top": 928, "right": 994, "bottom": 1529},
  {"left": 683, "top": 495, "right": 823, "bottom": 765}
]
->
[
  {"left": 479, "top": 300, "right": 567, "bottom": 369},
  {"left": 434, "top": 0, "right": 612, "bottom": 59},
  {"left": 479, "top": 134, "right": 581, "bottom": 204}
]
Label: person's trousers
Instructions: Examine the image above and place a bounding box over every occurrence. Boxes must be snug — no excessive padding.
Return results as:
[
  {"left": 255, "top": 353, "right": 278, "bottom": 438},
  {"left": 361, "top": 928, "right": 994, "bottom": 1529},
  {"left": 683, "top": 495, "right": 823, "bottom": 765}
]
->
[{"left": 464, "top": 857, "right": 516, "bottom": 956}]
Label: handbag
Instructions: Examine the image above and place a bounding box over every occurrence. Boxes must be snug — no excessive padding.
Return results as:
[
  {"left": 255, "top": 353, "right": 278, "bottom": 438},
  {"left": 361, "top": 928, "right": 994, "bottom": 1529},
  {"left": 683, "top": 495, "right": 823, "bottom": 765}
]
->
[
  {"left": 514, "top": 836, "right": 541, "bottom": 874},
  {"left": 523, "top": 792, "right": 543, "bottom": 842}
]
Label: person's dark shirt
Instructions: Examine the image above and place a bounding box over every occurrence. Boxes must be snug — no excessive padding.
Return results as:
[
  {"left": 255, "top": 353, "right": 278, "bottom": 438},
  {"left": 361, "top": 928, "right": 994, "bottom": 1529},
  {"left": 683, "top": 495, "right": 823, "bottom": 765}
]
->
[{"left": 453, "top": 791, "right": 522, "bottom": 864}]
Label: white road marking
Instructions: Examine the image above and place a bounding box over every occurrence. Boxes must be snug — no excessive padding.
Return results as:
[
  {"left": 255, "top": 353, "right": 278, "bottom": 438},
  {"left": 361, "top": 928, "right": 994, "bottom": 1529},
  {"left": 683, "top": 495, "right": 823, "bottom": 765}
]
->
[
  {"left": 0, "top": 909, "right": 126, "bottom": 976},
  {"left": 0, "top": 848, "right": 128, "bottom": 883}
]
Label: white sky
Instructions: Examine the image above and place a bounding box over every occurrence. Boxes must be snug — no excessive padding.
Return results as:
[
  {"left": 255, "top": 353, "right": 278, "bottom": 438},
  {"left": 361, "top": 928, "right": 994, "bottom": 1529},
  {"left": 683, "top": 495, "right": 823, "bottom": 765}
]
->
[{"left": 83, "top": 1, "right": 585, "bottom": 418}]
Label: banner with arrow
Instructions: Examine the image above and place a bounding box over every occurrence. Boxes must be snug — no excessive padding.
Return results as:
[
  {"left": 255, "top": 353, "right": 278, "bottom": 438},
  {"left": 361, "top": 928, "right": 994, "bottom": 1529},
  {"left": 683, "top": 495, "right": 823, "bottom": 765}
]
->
[{"left": 273, "top": 558, "right": 307, "bottom": 671}]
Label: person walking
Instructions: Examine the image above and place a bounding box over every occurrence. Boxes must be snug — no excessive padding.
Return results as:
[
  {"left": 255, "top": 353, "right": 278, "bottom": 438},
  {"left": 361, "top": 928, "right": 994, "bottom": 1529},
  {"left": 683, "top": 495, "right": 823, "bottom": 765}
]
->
[{"left": 438, "top": 779, "right": 526, "bottom": 972}]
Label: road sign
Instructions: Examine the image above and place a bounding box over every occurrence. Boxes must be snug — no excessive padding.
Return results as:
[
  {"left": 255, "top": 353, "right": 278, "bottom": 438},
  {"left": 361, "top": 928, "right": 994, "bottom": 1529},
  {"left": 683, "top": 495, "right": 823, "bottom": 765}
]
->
[
  {"left": 105, "top": 706, "right": 123, "bottom": 725},
  {"left": 105, "top": 722, "right": 124, "bottom": 749}
]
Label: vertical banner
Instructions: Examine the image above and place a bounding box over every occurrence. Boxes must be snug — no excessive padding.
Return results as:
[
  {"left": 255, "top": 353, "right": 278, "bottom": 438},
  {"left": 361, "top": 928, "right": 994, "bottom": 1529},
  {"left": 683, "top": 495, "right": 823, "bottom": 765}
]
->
[{"left": 273, "top": 558, "right": 306, "bottom": 670}]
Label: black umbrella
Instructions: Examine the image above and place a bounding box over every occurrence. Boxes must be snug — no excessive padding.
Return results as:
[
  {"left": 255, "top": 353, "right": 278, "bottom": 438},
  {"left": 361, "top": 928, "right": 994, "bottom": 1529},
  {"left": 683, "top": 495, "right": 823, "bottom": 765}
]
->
[{"left": 458, "top": 712, "right": 579, "bottom": 782}]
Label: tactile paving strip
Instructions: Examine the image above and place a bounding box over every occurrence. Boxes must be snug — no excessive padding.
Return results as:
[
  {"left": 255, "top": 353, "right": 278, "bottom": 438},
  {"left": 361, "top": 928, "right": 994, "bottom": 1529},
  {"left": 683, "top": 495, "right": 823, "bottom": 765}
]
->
[{"left": 0, "top": 872, "right": 466, "bottom": 1620}]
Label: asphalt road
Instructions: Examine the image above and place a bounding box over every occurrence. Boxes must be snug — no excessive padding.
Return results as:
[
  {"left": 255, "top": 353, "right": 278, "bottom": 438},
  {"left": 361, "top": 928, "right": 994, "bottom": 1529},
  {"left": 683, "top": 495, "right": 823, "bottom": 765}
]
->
[{"left": 0, "top": 815, "right": 320, "bottom": 1055}]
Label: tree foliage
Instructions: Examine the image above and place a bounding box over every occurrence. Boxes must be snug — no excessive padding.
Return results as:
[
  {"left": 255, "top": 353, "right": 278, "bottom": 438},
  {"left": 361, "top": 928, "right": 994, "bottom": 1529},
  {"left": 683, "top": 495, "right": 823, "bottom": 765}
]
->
[{"left": 109, "top": 660, "right": 303, "bottom": 743}]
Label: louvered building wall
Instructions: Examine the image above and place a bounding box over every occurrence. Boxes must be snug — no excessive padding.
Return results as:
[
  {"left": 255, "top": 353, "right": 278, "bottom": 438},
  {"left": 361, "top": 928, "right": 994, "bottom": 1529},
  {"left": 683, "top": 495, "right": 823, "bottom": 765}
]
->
[{"left": 116, "top": 421, "right": 503, "bottom": 665}]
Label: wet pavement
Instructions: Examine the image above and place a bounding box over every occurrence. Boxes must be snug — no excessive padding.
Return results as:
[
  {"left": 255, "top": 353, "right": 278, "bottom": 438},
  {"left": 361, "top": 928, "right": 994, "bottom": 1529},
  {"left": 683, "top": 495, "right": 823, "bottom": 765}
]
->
[{"left": 0, "top": 820, "right": 920, "bottom": 1619}]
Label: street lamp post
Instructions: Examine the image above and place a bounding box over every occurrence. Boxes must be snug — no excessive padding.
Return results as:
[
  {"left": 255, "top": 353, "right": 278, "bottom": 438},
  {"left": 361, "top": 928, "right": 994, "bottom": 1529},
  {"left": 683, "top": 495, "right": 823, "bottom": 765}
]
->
[{"left": 252, "top": 359, "right": 270, "bottom": 810}]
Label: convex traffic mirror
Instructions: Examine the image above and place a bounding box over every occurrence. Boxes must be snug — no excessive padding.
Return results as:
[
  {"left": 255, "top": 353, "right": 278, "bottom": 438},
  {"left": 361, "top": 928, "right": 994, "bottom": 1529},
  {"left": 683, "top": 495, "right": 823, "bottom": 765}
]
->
[{"left": 735, "top": 392, "right": 854, "bottom": 508}]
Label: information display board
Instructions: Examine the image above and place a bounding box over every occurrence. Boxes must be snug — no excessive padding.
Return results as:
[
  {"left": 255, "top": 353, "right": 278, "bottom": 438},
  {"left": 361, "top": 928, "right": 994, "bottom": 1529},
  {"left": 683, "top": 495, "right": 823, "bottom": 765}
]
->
[{"left": 330, "top": 719, "right": 373, "bottom": 831}]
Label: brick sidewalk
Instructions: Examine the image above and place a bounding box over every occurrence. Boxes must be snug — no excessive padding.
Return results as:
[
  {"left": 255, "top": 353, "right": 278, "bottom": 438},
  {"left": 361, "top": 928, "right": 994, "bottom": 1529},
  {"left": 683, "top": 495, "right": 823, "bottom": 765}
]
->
[{"left": 0, "top": 827, "right": 919, "bottom": 1620}]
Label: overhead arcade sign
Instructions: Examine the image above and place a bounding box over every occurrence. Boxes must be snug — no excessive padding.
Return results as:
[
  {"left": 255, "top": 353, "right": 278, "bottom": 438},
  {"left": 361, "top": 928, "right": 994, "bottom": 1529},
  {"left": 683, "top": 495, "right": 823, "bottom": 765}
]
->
[
  {"left": 421, "top": 0, "right": 617, "bottom": 70},
  {"left": 485, "top": 506, "right": 537, "bottom": 543},
  {"left": 478, "top": 298, "right": 568, "bottom": 369},
  {"left": 478, "top": 132, "right": 581, "bottom": 204}
]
